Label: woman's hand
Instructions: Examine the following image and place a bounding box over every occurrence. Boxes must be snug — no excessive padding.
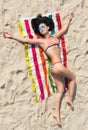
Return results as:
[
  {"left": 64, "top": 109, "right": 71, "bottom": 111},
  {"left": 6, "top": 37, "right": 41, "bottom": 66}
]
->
[
  {"left": 67, "top": 12, "right": 74, "bottom": 21},
  {"left": 3, "top": 32, "right": 12, "bottom": 39}
]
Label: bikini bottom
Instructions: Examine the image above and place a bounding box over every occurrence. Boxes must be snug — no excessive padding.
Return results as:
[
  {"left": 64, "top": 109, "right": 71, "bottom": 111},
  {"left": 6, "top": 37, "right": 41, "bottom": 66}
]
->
[{"left": 50, "top": 61, "right": 62, "bottom": 72}]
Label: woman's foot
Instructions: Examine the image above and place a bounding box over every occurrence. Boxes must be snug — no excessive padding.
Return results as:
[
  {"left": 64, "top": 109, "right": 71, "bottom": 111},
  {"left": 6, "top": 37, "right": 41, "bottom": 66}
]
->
[
  {"left": 67, "top": 98, "right": 74, "bottom": 110},
  {"left": 53, "top": 114, "right": 62, "bottom": 127}
]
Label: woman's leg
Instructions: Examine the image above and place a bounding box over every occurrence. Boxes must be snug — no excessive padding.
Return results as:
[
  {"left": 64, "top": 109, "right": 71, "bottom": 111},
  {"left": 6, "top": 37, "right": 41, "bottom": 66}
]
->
[
  {"left": 51, "top": 73, "right": 64, "bottom": 125},
  {"left": 52, "top": 63, "right": 76, "bottom": 109}
]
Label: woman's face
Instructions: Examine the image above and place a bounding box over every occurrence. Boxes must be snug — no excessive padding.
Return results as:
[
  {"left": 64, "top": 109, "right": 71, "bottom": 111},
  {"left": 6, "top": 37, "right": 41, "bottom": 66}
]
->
[{"left": 38, "top": 23, "right": 49, "bottom": 35}]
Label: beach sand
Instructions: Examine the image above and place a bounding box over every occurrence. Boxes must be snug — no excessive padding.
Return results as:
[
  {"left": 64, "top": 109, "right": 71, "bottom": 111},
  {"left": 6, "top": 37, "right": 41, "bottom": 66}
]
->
[{"left": 0, "top": 0, "right": 88, "bottom": 130}]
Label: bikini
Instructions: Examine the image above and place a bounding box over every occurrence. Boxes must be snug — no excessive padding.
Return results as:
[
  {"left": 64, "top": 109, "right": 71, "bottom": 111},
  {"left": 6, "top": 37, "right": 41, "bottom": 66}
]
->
[
  {"left": 44, "top": 39, "right": 60, "bottom": 52},
  {"left": 45, "top": 39, "right": 62, "bottom": 71}
]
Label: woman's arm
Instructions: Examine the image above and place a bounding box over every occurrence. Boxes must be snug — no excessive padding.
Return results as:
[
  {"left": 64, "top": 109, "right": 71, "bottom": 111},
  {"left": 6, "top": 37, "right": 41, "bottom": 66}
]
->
[
  {"left": 2, "top": 32, "right": 41, "bottom": 45},
  {"left": 54, "top": 12, "right": 74, "bottom": 38}
]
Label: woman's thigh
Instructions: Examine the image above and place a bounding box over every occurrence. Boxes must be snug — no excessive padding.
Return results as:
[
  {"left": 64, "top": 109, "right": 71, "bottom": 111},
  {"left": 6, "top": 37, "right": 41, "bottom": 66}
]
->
[
  {"left": 52, "top": 74, "right": 65, "bottom": 92},
  {"left": 51, "top": 63, "right": 75, "bottom": 81}
]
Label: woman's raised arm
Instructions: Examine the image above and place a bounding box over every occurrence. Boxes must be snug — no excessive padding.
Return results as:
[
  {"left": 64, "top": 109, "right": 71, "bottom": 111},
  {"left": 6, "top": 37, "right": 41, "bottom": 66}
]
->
[{"left": 54, "top": 12, "right": 74, "bottom": 38}]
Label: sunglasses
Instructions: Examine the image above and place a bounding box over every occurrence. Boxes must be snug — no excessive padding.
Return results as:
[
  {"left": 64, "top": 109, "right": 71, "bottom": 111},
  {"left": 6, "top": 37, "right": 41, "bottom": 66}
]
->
[{"left": 38, "top": 25, "right": 46, "bottom": 31}]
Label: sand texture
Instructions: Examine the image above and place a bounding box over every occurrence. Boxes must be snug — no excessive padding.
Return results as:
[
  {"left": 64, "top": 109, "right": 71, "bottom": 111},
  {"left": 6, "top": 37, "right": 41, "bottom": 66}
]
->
[{"left": 0, "top": 0, "right": 88, "bottom": 130}]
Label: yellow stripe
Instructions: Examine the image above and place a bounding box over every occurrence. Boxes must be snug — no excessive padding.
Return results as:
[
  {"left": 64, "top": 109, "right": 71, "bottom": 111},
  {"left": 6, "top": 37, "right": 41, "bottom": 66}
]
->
[{"left": 17, "top": 20, "right": 38, "bottom": 103}]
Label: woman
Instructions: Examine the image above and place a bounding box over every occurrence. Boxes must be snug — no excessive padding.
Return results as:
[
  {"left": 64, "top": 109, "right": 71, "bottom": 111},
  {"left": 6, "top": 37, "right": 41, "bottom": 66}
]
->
[{"left": 2, "top": 12, "right": 76, "bottom": 126}]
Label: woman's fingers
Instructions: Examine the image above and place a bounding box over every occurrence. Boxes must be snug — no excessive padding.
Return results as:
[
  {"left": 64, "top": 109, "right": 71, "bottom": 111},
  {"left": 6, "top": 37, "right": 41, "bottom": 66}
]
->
[
  {"left": 3, "top": 32, "right": 7, "bottom": 38},
  {"left": 68, "top": 12, "right": 74, "bottom": 20},
  {"left": 2, "top": 32, "right": 12, "bottom": 38}
]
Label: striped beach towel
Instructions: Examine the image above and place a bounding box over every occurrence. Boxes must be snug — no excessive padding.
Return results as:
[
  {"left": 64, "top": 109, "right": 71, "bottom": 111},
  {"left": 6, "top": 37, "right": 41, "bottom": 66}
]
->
[{"left": 17, "top": 12, "right": 67, "bottom": 103}]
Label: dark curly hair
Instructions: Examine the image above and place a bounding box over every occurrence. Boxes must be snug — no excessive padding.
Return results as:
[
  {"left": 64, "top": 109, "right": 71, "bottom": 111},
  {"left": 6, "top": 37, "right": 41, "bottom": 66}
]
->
[{"left": 31, "top": 14, "right": 55, "bottom": 37}]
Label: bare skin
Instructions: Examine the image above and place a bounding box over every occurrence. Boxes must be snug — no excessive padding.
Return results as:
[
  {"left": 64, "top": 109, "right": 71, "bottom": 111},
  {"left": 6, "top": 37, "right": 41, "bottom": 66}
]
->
[{"left": 1, "top": 12, "right": 76, "bottom": 126}]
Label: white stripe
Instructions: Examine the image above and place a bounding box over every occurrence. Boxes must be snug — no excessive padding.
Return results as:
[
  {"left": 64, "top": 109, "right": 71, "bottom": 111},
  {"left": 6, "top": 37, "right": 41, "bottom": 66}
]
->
[
  {"left": 53, "top": 14, "right": 64, "bottom": 64},
  {"left": 22, "top": 19, "right": 41, "bottom": 99},
  {"left": 28, "top": 20, "right": 48, "bottom": 99},
  {"left": 28, "top": 18, "right": 49, "bottom": 99}
]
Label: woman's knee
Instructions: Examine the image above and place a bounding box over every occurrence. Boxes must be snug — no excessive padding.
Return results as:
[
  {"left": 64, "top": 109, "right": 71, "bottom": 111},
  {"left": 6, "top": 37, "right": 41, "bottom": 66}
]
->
[{"left": 57, "top": 87, "right": 64, "bottom": 95}]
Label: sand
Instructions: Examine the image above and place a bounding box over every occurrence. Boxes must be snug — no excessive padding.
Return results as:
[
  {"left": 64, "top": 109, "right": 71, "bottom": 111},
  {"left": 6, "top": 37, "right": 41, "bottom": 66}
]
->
[{"left": 0, "top": 0, "right": 88, "bottom": 130}]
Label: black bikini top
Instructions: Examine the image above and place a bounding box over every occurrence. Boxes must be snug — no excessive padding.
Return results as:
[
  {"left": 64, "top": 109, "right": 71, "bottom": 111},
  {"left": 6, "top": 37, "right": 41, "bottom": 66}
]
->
[{"left": 45, "top": 39, "right": 60, "bottom": 52}]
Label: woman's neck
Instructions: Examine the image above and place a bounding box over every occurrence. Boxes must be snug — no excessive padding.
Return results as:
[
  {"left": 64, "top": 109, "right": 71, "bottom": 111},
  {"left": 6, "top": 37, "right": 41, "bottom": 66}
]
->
[{"left": 44, "top": 33, "right": 51, "bottom": 39}]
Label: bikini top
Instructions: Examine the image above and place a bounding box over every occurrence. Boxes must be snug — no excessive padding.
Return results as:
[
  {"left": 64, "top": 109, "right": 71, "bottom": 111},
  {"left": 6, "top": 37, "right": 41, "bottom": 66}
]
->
[{"left": 45, "top": 39, "right": 60, "bottom": 52}]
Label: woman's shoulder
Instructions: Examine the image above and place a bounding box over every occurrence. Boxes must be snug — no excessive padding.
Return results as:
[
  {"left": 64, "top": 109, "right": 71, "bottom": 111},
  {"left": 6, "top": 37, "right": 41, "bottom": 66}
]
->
[
  {"left": 34, "top": 37, "right": 45, "bottom": 45},
  {"left": 52, "top": 33, "right": 59, "bottom": 38}
]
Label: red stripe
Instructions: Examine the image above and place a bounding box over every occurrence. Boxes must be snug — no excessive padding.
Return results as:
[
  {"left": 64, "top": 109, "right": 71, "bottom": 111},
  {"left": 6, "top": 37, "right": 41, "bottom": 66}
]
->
[
  {"left": 24, "top": 20, "right": 45, "bottom": 100},
  {"left": 56, "top": 13, "right": 68, "bottom": 89},
  {"left": 56, "top": 13, "right": 67, "bottom": 67}
]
